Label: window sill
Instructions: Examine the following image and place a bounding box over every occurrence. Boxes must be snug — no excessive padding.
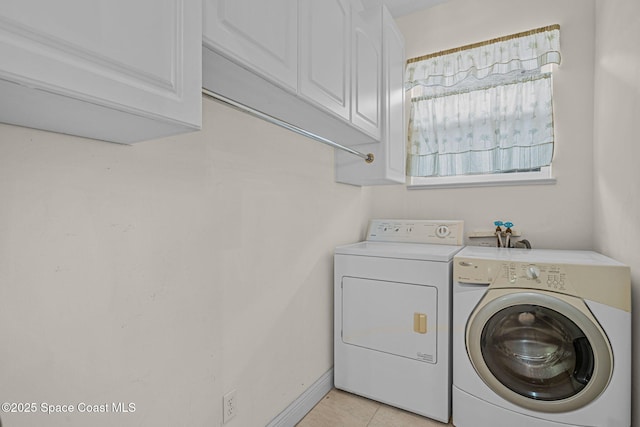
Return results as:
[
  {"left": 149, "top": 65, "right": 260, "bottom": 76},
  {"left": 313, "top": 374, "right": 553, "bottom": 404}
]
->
[{"left": 407, "top": 167, "right": 556, "bottom": 190}]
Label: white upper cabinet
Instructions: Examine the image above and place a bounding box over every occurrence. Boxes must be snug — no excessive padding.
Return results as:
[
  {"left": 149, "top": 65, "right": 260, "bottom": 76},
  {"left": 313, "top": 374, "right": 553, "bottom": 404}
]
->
[
  {"left": 351, "top": 6, "right": 382, "bottom": 140},
  {"left": 203, "top": 0, "right": 298, "bottom": 91},
  {"left": 299, "top": 0, "right": 351, "bottom": 119},
  {"left": 0, "top": 0, "right": 202, "bottom": 143},
  {"left": 299, "top": 0, "right": 383, "bottom": 140},
  {"left": 335, "top": 5, "right": 405, "bottom": 185},
  {"left": 202, "top": 0, "right": 376, "bottom": 148},
  {"left": 202, "top": 0, "right": 405, "bottom": 185}
]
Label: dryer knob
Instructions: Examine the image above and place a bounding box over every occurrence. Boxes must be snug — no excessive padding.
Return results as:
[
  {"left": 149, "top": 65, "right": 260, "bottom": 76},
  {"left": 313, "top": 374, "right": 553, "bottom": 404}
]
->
[{"left": 435, "top": 225, "right": 450, "bottom": 238}]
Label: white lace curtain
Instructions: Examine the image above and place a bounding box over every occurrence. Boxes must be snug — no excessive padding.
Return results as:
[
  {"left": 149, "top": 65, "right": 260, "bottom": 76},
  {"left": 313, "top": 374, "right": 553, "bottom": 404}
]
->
[{"left": 405, "top": 25, "right": 561, "bottom": 177}]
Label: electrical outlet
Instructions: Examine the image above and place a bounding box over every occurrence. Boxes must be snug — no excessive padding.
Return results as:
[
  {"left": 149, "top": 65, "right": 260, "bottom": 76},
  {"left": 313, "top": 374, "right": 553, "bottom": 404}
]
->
[{"left": 223, "top": 390, "right": 237, "bottom": 424}]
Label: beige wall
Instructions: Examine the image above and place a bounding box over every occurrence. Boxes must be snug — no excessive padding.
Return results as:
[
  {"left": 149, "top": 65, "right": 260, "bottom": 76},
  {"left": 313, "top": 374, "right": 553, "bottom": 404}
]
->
[
  {"left": 375, "top": 0, "right": 596, "bottom": 250},
  {"left": 593, "top": 0, "right": 640, "bottom": 422},
  {"left": 0, "top": 98, "right": 371, "bottom": 426}
]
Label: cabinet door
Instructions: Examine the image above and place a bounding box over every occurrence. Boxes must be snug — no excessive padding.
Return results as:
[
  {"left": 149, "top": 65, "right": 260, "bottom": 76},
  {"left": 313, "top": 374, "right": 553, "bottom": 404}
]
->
[
  {"left": 0, "top": 0, "right": 201, "bottom": 143},
  {"left": 334, "top": 6, "right": 404, "bottom": 186},
  {"left": 203, "top": 0, "right": 298, "bottom": 91},
  {"left": 299, "top": 0, "right": 351, "bottom": 120},
  {"left": 351, "top": 6, "right": 382, "bottom": 140},
  {"left": 382, "top": 6, "right": 406, "bottom": 181}
]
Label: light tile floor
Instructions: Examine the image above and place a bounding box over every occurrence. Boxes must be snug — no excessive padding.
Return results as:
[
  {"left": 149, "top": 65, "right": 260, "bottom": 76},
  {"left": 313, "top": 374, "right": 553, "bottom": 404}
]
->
[{"left": 297, "top": 389, "right": 453, "bottom": 427}]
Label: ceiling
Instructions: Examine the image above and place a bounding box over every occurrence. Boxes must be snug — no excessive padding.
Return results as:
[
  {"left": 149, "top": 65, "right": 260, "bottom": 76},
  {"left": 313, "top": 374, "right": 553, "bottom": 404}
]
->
[{"left": 361, "top": 0, "right": 448, "bottom": 17}]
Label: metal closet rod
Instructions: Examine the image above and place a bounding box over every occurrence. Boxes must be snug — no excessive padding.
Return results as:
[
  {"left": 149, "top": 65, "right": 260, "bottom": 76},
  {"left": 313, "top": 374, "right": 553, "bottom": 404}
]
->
[{"left": 201, "top": 88, "right": 375, "bottom": 164}]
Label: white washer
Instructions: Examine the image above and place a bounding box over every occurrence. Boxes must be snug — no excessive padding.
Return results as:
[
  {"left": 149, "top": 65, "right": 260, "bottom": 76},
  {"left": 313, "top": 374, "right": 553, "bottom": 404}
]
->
[
  {"left": 334, "top": 219, "right": 464, "bottom": 423},
  {"left": 453, "top": 246, "right": 631, "bottom": 427}
]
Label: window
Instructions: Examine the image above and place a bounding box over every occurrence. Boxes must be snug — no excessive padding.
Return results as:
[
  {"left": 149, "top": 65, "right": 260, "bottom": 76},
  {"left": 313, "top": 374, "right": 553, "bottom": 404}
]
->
[{"left": 405, "top": 25, "right": 561, "bottom": 188}]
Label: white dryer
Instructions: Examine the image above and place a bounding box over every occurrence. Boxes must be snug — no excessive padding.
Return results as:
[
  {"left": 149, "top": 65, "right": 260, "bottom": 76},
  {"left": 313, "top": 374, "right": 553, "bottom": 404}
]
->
[
  {"left": 452, "top": 246, "right": 631, "bottom": 427},
  {"left": 334, "top": 219, "right": 464, "bottom": 423}
]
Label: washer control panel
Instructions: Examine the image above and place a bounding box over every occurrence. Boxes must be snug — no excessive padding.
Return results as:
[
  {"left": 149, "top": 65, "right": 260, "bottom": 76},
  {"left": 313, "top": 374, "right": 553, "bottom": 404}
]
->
[
  {"left": 455, "top": 258, "right": 572, "bottom": 292},
  {"left": 498, "top": 262, "right": 569, "bottom": 291},
  {"left": 366, "top": 219, "right": 464, "bottom": 245}
]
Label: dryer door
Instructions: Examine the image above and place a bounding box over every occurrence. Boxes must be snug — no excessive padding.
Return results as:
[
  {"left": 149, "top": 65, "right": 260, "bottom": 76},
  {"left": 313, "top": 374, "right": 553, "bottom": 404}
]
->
[
  {"left": 341, "top": 276, "right": 438, "bottom": 363},
  {"left": 466, "top": 290, "right": 613, "bottom": 413}
]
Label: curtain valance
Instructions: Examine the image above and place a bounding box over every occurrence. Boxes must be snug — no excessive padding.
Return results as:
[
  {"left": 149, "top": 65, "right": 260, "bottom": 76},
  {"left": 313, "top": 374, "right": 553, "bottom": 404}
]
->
[{"left": 405, "top": 25, "right": 561, "bottom": 91}]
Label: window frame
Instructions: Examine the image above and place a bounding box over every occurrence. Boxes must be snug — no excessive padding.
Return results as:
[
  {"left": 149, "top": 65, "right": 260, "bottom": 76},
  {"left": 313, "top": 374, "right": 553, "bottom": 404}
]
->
[{"left": 407, "top": 165, "right": 555, "bottom": 189}]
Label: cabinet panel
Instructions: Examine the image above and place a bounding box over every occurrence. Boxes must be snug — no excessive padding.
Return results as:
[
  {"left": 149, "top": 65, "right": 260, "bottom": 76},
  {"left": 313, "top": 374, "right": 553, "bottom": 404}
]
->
[
  {"left": 0, "top": 0, "right": 202, "bottom": 143},
  {"left": 0, "top": 0, "right": 175, "bottom": 84},
  {"left": 299, "top": 0, "right": 351, "bottom": 119},
  {"left": 351, "top": 7, "right": 382, "bottom": 140},
  {"left": 203, "top": 0, "right": 297, "bottom": 91}
]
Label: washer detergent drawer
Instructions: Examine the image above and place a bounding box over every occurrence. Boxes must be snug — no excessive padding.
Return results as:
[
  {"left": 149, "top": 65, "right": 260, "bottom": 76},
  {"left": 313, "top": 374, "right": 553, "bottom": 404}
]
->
[{"left": 341, "top": 277, "right": 438, "bottom": 363}]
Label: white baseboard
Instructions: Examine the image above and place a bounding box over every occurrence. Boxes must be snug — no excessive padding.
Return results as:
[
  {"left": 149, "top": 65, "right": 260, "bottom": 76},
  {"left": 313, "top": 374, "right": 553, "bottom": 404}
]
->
[{"left": 266, "top": 368, "right": 333, "bottom": 427}]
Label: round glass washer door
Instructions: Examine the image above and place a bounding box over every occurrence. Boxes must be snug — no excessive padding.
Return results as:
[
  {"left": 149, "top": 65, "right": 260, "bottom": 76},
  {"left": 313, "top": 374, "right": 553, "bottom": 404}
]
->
[{"left": 466, "top": 290, "right": 613, "bottom": 413}]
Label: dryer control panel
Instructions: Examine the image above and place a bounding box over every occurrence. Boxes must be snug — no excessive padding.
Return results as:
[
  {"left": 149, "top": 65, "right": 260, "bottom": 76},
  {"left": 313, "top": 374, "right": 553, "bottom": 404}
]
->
[{"left": 366, "top": 219, "right": 464, "bottom": 245}]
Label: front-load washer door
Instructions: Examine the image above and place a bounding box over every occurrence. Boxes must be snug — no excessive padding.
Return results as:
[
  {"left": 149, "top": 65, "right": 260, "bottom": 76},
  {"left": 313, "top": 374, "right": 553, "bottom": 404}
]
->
[
  {"left": 341, "top": 277, "right": 437, "bottom": 363},
  {"left": 466, "top": 289, "right": 613, "bottom": 413}
]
